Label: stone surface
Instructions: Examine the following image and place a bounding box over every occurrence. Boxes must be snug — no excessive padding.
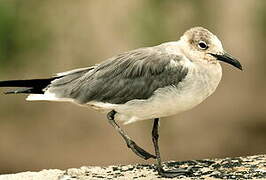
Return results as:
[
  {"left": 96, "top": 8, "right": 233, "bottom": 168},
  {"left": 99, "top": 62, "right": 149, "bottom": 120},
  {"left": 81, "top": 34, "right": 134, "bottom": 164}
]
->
[{"left": 0, "top": 155, "right": 266, "bottom": 180}]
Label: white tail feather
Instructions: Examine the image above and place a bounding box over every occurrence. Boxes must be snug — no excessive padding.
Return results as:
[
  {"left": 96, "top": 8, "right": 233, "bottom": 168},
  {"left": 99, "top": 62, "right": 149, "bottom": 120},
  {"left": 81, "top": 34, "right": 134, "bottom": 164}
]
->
[{"left": 26, "top": 93, "right": 73, "bottom": 102}]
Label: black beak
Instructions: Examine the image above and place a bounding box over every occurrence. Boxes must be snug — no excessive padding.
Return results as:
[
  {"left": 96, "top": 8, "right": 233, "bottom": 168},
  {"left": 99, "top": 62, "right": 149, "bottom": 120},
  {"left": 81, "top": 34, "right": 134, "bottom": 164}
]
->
[{"left": 209, "top": 52, "right": 242, "bottom": 70}]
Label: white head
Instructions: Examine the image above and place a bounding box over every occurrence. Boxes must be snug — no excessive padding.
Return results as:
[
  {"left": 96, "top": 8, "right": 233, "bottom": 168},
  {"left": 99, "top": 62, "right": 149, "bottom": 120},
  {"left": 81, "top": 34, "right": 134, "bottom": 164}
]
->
[{"left": 179, "top": 27, "right": 242, "bottom": 70}]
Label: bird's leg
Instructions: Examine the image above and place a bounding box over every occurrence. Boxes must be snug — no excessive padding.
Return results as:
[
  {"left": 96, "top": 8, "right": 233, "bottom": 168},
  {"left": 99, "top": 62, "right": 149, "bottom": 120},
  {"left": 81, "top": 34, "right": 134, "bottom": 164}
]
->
[
  {"left": 152, "top": 118, "right": 192, "bottom": 178},
  {"left": 107, "top": 110, "right": 155, "bottom": 160}
]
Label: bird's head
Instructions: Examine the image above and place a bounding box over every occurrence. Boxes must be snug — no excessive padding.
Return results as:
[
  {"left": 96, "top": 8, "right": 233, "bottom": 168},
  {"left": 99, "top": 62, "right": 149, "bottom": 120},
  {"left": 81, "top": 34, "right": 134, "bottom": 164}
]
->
[{"left": 179, "top": 27, "right": 242, "bottom": 70}]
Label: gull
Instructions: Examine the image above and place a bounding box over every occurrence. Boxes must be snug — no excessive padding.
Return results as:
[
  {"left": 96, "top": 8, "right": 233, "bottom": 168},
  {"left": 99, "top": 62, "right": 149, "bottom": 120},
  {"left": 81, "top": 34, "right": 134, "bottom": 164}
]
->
[{"left": 0, "top": 27, "right": 242, "bottom": 177}]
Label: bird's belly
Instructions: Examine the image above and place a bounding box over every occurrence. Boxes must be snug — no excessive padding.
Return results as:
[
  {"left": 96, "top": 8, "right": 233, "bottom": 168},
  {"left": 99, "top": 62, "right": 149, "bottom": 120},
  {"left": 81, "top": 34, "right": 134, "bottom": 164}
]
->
[
  {"left": 87, "top": 87, "right": 201, "bottom": 124},
  {"left": 88, "top": 82, "right": 217, "bottom": 124},
  {"left": 114, "top": 86, "right": 206, "bottom": 124}
]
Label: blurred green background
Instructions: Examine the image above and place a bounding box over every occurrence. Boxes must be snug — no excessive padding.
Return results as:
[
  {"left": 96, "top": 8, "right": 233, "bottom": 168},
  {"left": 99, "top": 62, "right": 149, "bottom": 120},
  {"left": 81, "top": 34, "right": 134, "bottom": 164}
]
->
[{"left": 0, "top": 0, "right": 265, "bottom": 174}]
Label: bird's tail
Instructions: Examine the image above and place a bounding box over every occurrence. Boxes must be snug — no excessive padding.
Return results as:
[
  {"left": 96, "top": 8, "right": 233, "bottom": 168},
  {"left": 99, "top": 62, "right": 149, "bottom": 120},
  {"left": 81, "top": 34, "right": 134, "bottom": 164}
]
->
[
  {"left": 0, "top": 66, "right": 95, "bottom": 102},
  {"left": 0, "top": 78, "right": 57, "bottom": 94}
]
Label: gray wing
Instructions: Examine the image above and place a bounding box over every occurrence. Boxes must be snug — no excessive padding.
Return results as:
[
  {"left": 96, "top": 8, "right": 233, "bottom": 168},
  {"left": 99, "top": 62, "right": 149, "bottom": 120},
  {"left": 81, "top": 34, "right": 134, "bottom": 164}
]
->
[{"left": 48, "top": 47, "right": 189, "bottom": 104}]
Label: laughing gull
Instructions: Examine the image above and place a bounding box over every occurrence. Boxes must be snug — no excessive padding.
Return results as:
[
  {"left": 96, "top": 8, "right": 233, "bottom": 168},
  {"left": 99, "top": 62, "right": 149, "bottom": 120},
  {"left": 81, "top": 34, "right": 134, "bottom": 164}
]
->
[{"left": 0, "top": 27, "right": 242, "bottom": 177}]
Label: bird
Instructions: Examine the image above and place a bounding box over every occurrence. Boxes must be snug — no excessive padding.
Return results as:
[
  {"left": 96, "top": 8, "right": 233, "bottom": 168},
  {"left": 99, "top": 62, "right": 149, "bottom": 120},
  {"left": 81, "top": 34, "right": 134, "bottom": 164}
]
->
[{"left": 0, "top": 27, "right": 242, "bottom": 178}]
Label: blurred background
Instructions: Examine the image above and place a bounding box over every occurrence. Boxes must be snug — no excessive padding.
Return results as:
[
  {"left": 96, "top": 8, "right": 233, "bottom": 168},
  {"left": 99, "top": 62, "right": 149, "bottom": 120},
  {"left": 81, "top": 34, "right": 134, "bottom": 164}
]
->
[{"left": 0, "top": 0, "right": 265, "bottom": 174}]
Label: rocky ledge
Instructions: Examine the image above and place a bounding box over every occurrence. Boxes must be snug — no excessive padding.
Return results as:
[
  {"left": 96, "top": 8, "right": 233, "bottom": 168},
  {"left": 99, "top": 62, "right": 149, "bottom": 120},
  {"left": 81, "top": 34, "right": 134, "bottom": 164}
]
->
[{"left": 1, "top": 155, "right": 266, "bottom": 180}]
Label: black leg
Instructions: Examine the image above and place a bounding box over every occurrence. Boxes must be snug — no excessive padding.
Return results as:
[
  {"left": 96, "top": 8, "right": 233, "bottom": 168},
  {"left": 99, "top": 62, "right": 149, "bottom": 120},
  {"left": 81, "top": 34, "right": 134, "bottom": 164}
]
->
[
  {"left": 152, "top": 118, "right": 192, "bottom": 178},
  {"left": 107, "top": 110, "right": 155, "bottom": 160}
]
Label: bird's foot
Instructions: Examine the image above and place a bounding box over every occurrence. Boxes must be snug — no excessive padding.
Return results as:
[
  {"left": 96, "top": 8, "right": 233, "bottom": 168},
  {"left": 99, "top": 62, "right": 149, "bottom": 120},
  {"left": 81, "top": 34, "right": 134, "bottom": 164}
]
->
[
  {"left": 157, "top": 167, "right": 192, "bottom": 178},
  {"left": 126, "top": 140, "right": 156, "bottom": 160}
]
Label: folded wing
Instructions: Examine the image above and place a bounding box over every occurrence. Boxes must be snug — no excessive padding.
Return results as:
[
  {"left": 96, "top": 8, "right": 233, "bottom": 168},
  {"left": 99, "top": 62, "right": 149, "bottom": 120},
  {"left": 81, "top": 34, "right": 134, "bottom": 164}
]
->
[{"left": 46, "top": 47, "right": 189, "bottom": 104}]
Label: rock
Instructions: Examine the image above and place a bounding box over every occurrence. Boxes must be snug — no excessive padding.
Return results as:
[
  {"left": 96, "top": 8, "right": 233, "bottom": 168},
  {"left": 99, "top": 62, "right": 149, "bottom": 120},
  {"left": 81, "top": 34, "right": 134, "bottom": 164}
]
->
[{"left": 1, "top": 155, "right": 266, "bottom": 180}]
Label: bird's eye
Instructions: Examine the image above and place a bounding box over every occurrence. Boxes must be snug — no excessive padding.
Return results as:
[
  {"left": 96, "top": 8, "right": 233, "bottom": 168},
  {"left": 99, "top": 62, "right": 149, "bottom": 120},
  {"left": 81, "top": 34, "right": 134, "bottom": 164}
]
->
[{"left": 198, "top": 41, "right": 208, "bottom": 50}]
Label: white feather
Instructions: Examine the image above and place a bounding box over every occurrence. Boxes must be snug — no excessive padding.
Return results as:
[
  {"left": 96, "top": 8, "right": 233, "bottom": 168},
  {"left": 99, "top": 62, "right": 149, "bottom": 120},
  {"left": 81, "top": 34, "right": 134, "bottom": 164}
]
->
[{"left": 26, "top": 92, "right": 74, "bottom": 102}]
